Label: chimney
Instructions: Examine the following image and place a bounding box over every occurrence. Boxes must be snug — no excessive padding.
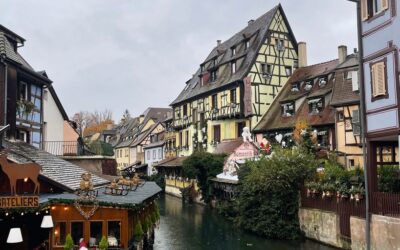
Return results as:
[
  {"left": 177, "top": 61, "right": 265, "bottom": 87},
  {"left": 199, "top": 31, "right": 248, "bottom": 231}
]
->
[
  {"left": 248, "top": 19, "right": 254, "bottom": 25},
  {"left": 217, "top": 40, "right": 222, "bottom": 46},
  {"left": 298, "top": 42, "right": 307, "bottom": 68},
  {"left": 139, "top": 114, "right": 145, "bottom": 124},
  {"left": 338, "top": 45, "right": 347, "bottom": 64}
]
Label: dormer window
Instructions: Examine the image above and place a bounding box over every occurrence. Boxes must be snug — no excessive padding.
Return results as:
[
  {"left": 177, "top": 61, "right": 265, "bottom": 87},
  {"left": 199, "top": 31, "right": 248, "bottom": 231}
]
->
[
  {"left": 210, "top": 69, "right": 218, "bottom": 82},
  {"left": 212, "top": 58, "right": 217, "bottom": 67},
  {"left": 308, "top": 98, "right": 324, "bottom": 114},
  {"left": 285, "top": 66, "right": 292, "bottom": 76},
  {"left": 291, "top": 83, "right": 299, "bottom": 92},
  {"left": 281, "top": 102, "right": 295, "bottom": 117},
  {"left": 318, "top": 78, "right": 327, "bottom": 87},
  {"left": 231, "top": 61, "right": 236, "bottom": 74},
  {"left": 304, "top": 81, "right": 313, "bottom": 91},
  {"left": 231, "top": 47, "right": 236, "bottom": 56},
  {"left": 200, "top": 75, "right": 204, "bottom": 86},
  {"left": 200, "top": 64, "right": 205, "bottom": 72}
]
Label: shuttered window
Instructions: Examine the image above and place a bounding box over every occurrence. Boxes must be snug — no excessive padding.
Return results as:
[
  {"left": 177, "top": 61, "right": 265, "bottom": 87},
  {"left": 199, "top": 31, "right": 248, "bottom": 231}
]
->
[
  {"left": 381, "top": 0, "right": 389, "bottom": 10},
  {"left": 371, "top": 60, "right": 387, "bottom": 99},
  {"left": 361, "top": 0, "right": 369, "bottom": 20}
]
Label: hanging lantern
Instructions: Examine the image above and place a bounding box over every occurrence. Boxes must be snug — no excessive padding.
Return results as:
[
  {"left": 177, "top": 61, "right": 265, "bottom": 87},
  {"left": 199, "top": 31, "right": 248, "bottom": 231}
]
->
[
  {"left": 40, "top": 215, "right": 54, "bottom": 228},
  {"left": 7, "top": 228, "right": 23, "bottom": 243}
]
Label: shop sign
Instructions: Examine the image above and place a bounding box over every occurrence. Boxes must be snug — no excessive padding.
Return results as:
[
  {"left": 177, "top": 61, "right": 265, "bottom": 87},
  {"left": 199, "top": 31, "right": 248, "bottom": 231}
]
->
[{"left": 0, "top": 154, "right": 41, "bottom": 208}]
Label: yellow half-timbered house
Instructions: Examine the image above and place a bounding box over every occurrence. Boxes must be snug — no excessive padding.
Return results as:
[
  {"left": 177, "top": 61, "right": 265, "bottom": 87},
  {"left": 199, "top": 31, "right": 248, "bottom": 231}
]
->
[{"left": 170, "top": 4, "right": 298, "bottom": 155}]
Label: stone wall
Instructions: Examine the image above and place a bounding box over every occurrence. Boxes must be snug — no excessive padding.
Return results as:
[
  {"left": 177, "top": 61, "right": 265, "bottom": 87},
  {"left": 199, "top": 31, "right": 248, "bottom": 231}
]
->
[
  {"left": 351, "top": 215, "right": 400, "bottom": 250},
  {"left": 299, "top": 208, "right": 350, "bottom": 249}
]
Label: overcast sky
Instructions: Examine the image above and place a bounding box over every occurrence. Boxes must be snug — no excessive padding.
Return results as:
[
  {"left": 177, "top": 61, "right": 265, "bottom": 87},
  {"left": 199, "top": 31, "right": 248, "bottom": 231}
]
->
[{"left": 0, "top": 0, "right": 357, "bottom": 121}]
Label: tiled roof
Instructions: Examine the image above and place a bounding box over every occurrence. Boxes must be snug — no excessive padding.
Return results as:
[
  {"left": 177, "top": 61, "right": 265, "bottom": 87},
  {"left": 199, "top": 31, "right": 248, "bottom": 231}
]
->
[
  {"left": 39, "top": 182, "right": 161, "bottom": 208},
  {"left": 214, "top": 139, "right": 246, "bottom": 155},
  {"left": 253, "top": 59, "right": 339, "bottom": 132},
  {"left": 3, "top": 140, "right": 110, "bottom": 191},
  {"left": 113, "top": 108, "right": 171, "bottom": 149},
  {"left": 153, "top": 156, "right": 188, "bottom": 168},
  {"left": 170, "top": 5, "right": 295, "bottom": 106},
  {"left": 143, "top": 140, "right": 165, "bottom": 149},
  {"left": 330, "top": 55, "right": 359, "bottom": 106},
  {"left": 0, "top": 32, "right": 33, "bottom": 70}
]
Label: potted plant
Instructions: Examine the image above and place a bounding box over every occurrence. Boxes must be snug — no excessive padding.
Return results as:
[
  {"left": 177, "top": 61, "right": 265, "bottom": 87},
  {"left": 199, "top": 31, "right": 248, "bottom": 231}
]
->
[
  {"left": 337, "top": 184, "right": 350, "bottom": 200},
  {"left": 16, "top": 99, "right": 35, "bottom": 118},
  {"left": 350, "top": 185, "right": 365, "bottom": 202},
  {"left": 305, "top": 181, "right": 321, "bottom": 197},
  {"left": 322, "top": 182, "right": 335, "bottom": 198},
  {"left": 64, "top": 234, "right": 74, "bottom": 250},
  {"left": 99, "top": 235, "right": 108, "bottom": 250}
]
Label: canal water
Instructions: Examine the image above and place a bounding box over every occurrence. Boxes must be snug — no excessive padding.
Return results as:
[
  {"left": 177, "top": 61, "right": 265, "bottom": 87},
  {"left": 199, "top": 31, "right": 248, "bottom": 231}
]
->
[{"left": 154, "top": 195, "right": 336, "bottom": 250}]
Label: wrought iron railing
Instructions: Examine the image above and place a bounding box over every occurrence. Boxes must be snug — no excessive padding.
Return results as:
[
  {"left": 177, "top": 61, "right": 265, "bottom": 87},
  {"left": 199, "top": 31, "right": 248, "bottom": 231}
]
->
[{"left": 41, "top": 141, "right": 114, "bottom": 157}]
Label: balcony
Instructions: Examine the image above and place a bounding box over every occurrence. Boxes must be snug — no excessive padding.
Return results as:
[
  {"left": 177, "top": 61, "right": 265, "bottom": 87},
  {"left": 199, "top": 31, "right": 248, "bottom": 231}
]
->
[{"left": 42, "top": 141, "right": 114, "bottom": 157}]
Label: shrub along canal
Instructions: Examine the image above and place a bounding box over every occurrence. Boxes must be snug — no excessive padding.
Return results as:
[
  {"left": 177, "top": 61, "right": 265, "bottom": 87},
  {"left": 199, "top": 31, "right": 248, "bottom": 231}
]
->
[{"left": 154, "top": 195, "right": 336, "bottom": 250}]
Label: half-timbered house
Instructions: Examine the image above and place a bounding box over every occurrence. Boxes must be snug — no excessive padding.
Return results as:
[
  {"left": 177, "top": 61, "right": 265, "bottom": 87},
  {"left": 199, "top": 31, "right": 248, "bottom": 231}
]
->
[
  {"left": 254, "top": 46, "right": 360, "bottom": 154},
  {"left": 170, "top": 5, "right": 298, "bottom": 156},
  {"left": 0, "top": 25, "right": 52, "bottom": 147}
]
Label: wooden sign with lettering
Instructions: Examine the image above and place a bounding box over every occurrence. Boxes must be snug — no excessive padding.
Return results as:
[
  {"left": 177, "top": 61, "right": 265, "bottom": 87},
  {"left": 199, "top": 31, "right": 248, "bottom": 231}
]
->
[
  {"left": 0, "top": 196, "right": 39, "bottom": 208},
  {"left": 0, "top": 154, "right": 41, "bottom": 208}
]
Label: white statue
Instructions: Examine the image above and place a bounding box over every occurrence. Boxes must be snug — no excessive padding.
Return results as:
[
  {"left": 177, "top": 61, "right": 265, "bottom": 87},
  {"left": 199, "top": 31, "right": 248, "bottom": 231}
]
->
[{"left": 242, "top": 127, "right": 253, "bottom": 143}]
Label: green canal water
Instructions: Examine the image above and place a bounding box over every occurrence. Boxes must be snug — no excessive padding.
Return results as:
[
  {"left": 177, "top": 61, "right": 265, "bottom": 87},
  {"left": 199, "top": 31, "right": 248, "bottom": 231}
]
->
[{"left": 154, "top": 194, "right": 337, "bottom": 250}]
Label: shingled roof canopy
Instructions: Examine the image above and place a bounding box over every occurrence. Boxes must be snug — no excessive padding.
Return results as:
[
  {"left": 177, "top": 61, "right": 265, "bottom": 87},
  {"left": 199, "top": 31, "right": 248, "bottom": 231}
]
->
[
  {"left": 170, "top": 4, "right": 296, "bottom": 106},
  {"left": 3, "top": 140, "right": 109, "bottom": 191}
]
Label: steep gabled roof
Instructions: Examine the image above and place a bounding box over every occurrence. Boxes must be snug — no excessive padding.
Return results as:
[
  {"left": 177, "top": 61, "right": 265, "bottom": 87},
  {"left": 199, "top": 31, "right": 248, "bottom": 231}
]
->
[
  {"left": 170, "top": 4, "right": 296, "bottom": 106},
  {"left": 3, "top": 140, "right": 109, "bottom": 191}
]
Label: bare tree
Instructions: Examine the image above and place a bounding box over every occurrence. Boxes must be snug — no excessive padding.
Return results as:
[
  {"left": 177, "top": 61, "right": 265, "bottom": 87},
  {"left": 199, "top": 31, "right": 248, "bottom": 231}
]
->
[{"left": 71, "top": 109, "right": 114, "bottom": 137}]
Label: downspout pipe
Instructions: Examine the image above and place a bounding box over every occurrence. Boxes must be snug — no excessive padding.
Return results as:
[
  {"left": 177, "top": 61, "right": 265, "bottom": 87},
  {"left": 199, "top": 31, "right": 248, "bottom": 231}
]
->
[
  {"left": 1, "top": 55, "right": 7, "bottom": 127},
  {"left": 348, "top": 0, "right": 371, "bottom": 248}
]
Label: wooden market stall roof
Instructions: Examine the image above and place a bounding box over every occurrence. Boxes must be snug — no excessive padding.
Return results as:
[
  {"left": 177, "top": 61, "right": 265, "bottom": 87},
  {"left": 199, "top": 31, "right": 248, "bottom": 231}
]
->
[{"left": 39, "top": 182, "right": 162, "bottom": 209}]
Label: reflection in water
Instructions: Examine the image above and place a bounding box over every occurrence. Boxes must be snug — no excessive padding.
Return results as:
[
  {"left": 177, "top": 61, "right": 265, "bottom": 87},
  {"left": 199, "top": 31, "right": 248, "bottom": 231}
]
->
[{"left": 154, "top": 195, "right": 336, "bottom": 250}]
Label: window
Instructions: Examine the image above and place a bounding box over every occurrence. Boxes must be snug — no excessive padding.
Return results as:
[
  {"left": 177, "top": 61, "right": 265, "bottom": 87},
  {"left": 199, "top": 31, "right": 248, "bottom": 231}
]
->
[
  {"left": 230, "top": 89, "right": 237, "bottom": 104},
  {"left": 362, "top": 0, "right": 389, "bottom": 20},
  {"left": 244, "top": 40, "right": 250, "bottom": 50},
  {"left": 275, "top": 39, "right": 284, "bottom": 51},
  {"left": 350, "top": 159, "right": 355, "bottom": 167},
  {"left": 108, "top": 221, "right": 121, "bottom": 247},
  {"left": 231, "top": 61, "right": 236, "bottom": 74},
  {"left": 200, "top": 64, "right": 204, "bottom": 72},
  {"left": 210, "top": 69, "right": 218, "bottom": 82},
  {"left": 192, "top": 108, "right": 198, "bottom": 123},
  {"left": 285, "top": 66, "right": 292, "bottom": 76},
  {"left": 90, "top": 221, "right": 103, "bottom": 247},
  {"left": 53, "top": 222, "right": 66, "bottom": 246},
  {"left": 153, "top": 150, "right": 156, "bottom": 159},
  {"left": 16, "top": 130, "right": 28, "bottom": 143},
  {"left": 200, "top": 75, "right": 204, "bottom": 86},
  {"left": 185, "top": 130, "right": 189, "bottom": 146},
  {"left": 308, "top": 98, "right": 324, "bottom": 114},
  {"left": 293, "top": 60, "right": 299, "bottom": 69},
  {"left": 370, "top": 59, "right": 387, "bottom": 100},
  {"left": 183, "top": 104, "right": 188, "bottom": 117},
  {"left": 213, "top": 125, "right": 221, "bottom": 142},
  {"left": 158, "top": 148, "right": 162, "bottom": 158},
  {"left": 147, "top": 151, "right": 150, "bottom": 160},
  {"left": 237, "top": 122, "right": 246, "bottom": 138},
  {"left": 18, "top": 82, "right": 28, "bottom": 100},
  {"left": 337, "top": 111, "right": 344, "bottom": 121},
  {"left": 231, "top": 46, "right": 236, "bottom": 56},
  {"left": 261, "top": 63, "right": 272, "bottom": 75},
  {"left": 352, "top": 109, "right": 361, "bottom": 136},
  {"left": 291, "top": 83, "right": 299, "bottom": 92},
  {"left": 281, "top": 102, "right": 295, "bottom": 116},
  {"left": 179, "top": 132, "right": 183, "bottom": 147},
  {"left": 71, "top": 222, "right": 84, "bottom": 246},
  {"left": 212, "top": 94, "right": 218, "bottom": 109}
]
